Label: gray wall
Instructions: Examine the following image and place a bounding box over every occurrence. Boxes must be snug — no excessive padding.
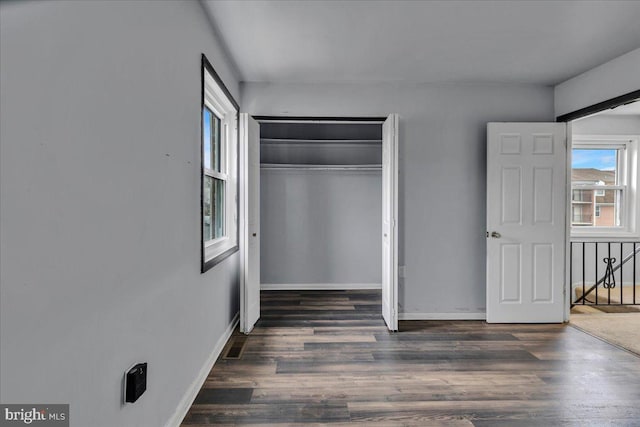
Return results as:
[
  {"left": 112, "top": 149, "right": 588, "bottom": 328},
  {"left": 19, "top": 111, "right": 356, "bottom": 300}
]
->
[
  {"left": 555, "top": 47, "right": 640, "bottom": 118},
  {"left": 572, "top": 114, "right": 640, "bottom": 135},
  {"left": 261, "top": 169, "right": 382, "bottom": 286},
  {"left": 0, "top": 1, "right": 240, "bottom": 426},
  {"left": 242, "top": 82, "right": 554, "bottom": 316},
  {"left": 259, "top": 123, "right": 382, "bottom": 288}
]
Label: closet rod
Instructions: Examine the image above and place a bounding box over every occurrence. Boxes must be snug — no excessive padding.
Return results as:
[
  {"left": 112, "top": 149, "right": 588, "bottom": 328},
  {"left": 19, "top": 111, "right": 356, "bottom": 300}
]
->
[
  {"left": 261, "top": 138, "right": 382, "bottom": 144},
  {"left": 260, "top": 163, "right": 382, "bottom": 171}
]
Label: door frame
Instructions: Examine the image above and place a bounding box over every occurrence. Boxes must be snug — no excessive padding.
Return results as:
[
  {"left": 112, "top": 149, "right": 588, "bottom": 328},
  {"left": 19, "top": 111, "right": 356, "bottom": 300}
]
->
[
  {"left": 239, "top": 114, "right": 398, "bottom": 330},
  {"left": 555, "top": 89, "right": 640, "bottom": 321}
]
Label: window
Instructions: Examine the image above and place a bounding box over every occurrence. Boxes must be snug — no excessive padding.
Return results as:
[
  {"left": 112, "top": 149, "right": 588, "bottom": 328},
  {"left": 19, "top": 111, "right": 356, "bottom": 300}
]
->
[
  {"left": 203, "top": 108, "right": 224, "bottom": 241},
  {"left": 571, "top": 135, "right": 638, "bottom": 238},
  {"left": 201, "top": 55, "right": 239, "bottom": 272}
]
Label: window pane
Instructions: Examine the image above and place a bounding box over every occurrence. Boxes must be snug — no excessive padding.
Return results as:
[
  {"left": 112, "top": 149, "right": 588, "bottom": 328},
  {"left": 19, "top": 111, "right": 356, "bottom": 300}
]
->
[
  {"left": 213, "top": 178, "right": 225, "bottom": 238},
  {"left": 204, "top": 177, "right": 226, "bottom": 241},
  {"left": 595, "top": 189, "right": 620, "bottom": 227},
  {"left": 203, "top": 108, "right": 212, "bottom": 170},
  {"left": 571, "top": 189, "right": 621, "bottom": 227},
  {"left": 572, "top": 201, "right": 593, "bottom": 226},
  {"left": 572, "top": 189, "right": 592, "bottom": 203},
  {"left": 572, "top": 149, "right": 617, "bottom": 185},
  {"left": 203, "top": 176, "right": 213, "bottom": 241},
  {"left": 571, "top": 147, "right": 623, "bottom": 228},
  {"left": 213, "top": 114, "right": 221, "bottom": 172}
]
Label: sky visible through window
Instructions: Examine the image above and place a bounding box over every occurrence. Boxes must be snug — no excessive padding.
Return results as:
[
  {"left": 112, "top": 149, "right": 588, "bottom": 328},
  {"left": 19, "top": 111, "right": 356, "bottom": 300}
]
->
[
  {"left": 572, "top": 149, "right": 616, "bottom": 170},
  {"left": 203, "top": 109, "right": 212, "bottom": 170}
]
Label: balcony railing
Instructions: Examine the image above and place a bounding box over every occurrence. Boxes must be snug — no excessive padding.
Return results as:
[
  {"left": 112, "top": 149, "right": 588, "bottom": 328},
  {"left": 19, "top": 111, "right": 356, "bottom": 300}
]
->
[{"left": 570, "top": 241, "right": 640, "bottom": 306}]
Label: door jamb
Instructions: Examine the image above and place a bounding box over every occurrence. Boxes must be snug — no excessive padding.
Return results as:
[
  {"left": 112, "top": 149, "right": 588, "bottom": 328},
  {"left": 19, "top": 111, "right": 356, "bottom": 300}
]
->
[{"left": 563, "top": 122, "right": 573, "bottom": 322}]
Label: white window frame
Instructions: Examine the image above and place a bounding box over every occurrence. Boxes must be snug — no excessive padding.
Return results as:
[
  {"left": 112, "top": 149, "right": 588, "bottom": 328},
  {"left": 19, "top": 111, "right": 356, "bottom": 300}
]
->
[
  {"left": 202, "top": 59, "right": 238, "bottom": 272},
  {"left": 571, "top": 135, "right": 639, "bottom": 240}
]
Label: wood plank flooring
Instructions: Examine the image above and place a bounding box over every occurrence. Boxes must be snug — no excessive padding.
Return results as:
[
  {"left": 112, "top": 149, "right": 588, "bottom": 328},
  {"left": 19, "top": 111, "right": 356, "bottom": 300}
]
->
[{"left": 182, "top": 290, "right": 640, "bottom": 426}]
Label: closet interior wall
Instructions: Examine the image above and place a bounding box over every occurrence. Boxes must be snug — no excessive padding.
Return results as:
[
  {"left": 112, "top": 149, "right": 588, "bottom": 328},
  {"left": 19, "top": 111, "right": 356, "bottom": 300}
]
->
[{"left": 260, "top": 122, "right": 383, "bottom": 289}]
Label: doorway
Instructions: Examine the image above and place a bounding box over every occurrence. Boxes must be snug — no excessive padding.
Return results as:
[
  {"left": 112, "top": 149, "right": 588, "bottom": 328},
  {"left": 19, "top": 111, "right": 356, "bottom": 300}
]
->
[
  {"left": 565, "top": 97, "right": 640, "bottom": 355},
  {"left": 485, "top": 91, "right": 640, "bottom": 326},
  {"left": 240, "top": 115, "right": 399, "bottom": 333}
]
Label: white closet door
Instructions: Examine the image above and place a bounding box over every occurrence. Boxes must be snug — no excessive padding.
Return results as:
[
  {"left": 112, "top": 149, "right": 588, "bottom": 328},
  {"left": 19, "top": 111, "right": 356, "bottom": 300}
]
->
[
  {"left": 240, "top": 113, "right": 260, "bottom": 333},
  {"left": 382, "top": 114, "right": 399, "bottom": 331},
  {"left": 486, "top": 122, "right": 567, "bottom": 323}
]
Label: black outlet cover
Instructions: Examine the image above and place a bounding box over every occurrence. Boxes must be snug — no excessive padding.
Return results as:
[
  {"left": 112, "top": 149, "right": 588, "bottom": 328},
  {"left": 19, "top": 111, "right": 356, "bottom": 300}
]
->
[{"left": 125, "top": 363, "right": 147, "bottom": 403}]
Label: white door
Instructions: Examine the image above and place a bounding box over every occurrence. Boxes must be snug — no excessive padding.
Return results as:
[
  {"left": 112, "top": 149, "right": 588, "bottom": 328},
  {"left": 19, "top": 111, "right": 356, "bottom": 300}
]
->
[
  {"left": 382, "top": 114, "right": 399, "bottom": 331},
  {"left": 486, "top": 123, "right": 567, "bottom": 323},
  {"left": 240, "top": 113, "right": 260, "bottom": 333}
]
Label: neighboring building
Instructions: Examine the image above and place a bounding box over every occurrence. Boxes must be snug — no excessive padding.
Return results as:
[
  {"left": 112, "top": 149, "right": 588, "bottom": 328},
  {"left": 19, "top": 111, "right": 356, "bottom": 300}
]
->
[{"left": 571, "top": 168, "right": 617, "bottom": 227}]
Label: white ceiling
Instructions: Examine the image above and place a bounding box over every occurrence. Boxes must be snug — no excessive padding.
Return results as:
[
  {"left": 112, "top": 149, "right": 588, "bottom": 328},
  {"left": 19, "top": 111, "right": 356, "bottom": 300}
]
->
[{"left": 203, "top": 0, "right": 640, "bottom": 85}]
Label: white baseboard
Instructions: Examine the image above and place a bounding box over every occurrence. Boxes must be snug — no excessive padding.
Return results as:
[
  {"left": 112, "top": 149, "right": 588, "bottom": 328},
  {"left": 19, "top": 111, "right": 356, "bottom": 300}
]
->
[
  {"left": 165, "top": 312, "right": 239, "bottom": 427},
  {"left": 399, "top": 312, "right": 486, "bottom": 320},
  {"left": 261, "top": 283, "right": 382, "bottom": 290}
]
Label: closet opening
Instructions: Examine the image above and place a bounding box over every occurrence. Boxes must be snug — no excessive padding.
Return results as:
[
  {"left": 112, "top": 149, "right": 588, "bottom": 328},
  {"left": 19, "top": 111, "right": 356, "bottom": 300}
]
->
[{"left": 257, "top": 118, "right": 385, "bottom": 324}]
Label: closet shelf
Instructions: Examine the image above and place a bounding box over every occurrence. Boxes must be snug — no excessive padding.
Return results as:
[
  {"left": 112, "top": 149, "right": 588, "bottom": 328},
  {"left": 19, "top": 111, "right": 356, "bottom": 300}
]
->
[{"left": 260, "top": 163, "right": 382, "bottom": 171}]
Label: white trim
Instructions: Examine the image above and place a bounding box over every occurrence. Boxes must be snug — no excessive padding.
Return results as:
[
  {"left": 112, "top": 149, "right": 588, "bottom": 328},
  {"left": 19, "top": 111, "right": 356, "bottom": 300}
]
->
[
  {"left": 571, "top": 236, "right": 640, "bottom": 242},
  {"left": 399, "top": 312, "right": 486, "bottom": 320},
  {"left": 572, "top": 185, "right": 625, "bottom": 191},
  {"left": 261, "top": 283, "right": 382, "bottom": 291},
  {"left": 165, "top": 313, "right": 239, "bottom": 427},
  {"left": 564, "top": 122, "right": 573, "bottom": 323}
]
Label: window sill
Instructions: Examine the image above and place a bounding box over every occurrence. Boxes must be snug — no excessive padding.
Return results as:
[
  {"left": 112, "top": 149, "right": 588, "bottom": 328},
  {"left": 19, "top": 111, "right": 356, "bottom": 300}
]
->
[
  {"left": 571, "top": 229, "right": 640, "bottom": 242},
  {"left": 202, "top": 245, "right": 238, "bottom": 273}
]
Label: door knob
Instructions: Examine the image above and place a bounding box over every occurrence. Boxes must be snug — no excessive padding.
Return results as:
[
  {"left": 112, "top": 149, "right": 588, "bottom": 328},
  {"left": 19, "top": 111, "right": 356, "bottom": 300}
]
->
[
  {"left": 252, "top": 233, "right": 257, "bottom": 237},
  {"left": 491, "top": 231, "right": 501, "bottom": 238}
]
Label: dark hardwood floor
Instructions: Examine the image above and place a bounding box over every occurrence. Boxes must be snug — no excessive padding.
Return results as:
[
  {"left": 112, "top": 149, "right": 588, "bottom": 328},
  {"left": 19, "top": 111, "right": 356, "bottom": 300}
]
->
[{"left": 182, "top": 290, "right": 640, "bottom": 426}]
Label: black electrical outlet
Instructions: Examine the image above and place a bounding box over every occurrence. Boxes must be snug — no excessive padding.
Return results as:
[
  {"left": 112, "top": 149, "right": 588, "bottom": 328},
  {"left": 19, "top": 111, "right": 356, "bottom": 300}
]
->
[{"left": 125, "top": 363, "right": 147, "bottom": 403}]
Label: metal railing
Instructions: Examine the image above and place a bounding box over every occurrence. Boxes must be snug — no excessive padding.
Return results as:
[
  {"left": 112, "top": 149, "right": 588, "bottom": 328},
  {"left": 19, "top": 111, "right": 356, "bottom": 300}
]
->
[{"left": 570, "top": 241, "right": 640, "bottom": 307}]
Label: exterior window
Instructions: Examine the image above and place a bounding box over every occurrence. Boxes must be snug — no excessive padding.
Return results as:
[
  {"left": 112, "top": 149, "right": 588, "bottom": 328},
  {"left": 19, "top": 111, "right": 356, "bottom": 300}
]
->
[
  {"left": 571, "top": 136, "right": 638, "bottom": 238},
  {"left": 203, "top": 108, "right": 225, "bottom": 241},
  {"left": 201, "top": 56, "right": 239, "bottom": 272}
]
